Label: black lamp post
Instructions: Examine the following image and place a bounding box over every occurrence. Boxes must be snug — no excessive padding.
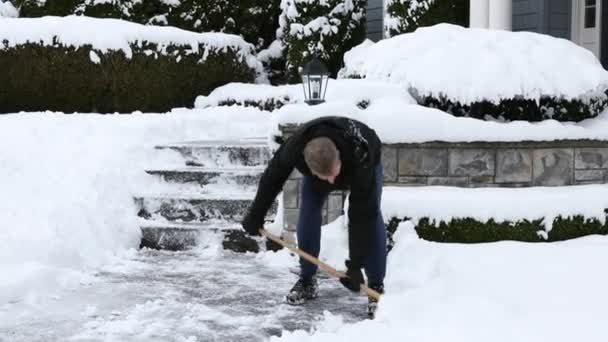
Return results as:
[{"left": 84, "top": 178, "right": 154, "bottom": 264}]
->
[{"left": 301, "top": 57, "right": 330, "bottom": 105}]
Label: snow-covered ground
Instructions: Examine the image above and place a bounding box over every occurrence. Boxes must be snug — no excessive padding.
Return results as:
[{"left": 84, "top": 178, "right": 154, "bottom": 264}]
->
[
  {"left": 2, "top": 63, "right": 608, "bottom": 340},
  {"left": 3, "top": 216, "right": 608, "bottom": 342},
  {"left": 0, "top": 107, "right": 270, "bottom": 305},
  {"left": 277, "top": 225, "right": 608, "bottom": 342}
]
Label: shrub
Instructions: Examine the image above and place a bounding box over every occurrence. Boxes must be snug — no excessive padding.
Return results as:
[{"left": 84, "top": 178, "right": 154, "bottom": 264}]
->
[
  {"left": 386, "top": 214, "right": 608, "bottom": 244},
  {"left": 419, "top": 92, "right": 608, "bottom": 122},
  {"left": 0, "top": 18, "right": 260, "bottom": 113},
  {"left": 385, "top": 0, "right": 468, "bottom": 37},
  {"left": 13, "top": 0, "right": 281, "bottom": 51},
  {"left": 278, "top": 0, "right": 367, "bottom": 83}
]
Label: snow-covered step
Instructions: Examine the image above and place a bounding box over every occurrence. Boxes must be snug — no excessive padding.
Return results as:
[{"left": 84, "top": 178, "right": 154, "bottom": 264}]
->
[
  {"left": 139, "top": 220, "right": 259, "bottom": 252},
  {"left": 156, "top": 138, "right": 272, "bottom": 168},
  {"left": 134, "top": 194, "right": 277, "bottom": 223},
  {"left": 145, "top": 166, "right": 264, "bottom": 187}
]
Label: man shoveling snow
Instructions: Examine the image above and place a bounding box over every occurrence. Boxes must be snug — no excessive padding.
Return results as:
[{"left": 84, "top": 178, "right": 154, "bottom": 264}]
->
[{"left": 242, "top": 116, "right": 386, "bottom": 317}]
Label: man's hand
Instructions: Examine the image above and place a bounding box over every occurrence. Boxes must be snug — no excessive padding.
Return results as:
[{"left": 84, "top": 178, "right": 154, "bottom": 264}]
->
[
  {"left": 339, "top": 259, "right": 364, "bottom": 292},
  {"left": 241, "top": 213, "right": 262, "bottom": 236}
]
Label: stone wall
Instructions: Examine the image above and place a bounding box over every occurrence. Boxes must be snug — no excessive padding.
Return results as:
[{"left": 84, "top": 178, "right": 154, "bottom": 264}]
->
[{"left": 278, "top": 127, "right": 608, "bottom": 238}]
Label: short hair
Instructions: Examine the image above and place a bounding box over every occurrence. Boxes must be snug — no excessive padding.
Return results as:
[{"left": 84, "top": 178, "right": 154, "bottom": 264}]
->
[{"left": 304, "top": 137, "right": 339, "bottom": 176}]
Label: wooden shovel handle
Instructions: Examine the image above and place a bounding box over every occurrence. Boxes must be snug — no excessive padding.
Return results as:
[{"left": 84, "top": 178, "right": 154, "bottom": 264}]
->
[{"left": 259, "top": 228, "right": 382, "bottom": 301}]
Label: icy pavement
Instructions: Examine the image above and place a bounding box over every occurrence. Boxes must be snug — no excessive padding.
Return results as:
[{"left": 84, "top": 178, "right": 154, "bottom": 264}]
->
[{"left": 0, "top": 242, "right": 368, "bottom": 342}]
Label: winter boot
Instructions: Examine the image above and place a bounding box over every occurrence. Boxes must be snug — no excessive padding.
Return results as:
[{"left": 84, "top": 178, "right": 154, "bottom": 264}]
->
[
  {"left": 367, "top": 284, "right": 384, "bottom": 319},
  {"left": 285, "top": 277, "right": 318, "bottom": 305}
]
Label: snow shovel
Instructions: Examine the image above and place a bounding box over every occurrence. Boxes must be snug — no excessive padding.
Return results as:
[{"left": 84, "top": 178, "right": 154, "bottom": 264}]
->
[{"left": 259, "top": 228, "right": 382, "bottom": 301}]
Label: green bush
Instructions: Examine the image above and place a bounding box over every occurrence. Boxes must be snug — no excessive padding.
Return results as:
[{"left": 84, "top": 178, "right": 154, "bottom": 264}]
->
[
  {"left": 386, "top": 214, "right": 608, "bottom": 244},
  {"left": 279, "top": 0, "right": 367, "bottom": 83},
  {"left": 419, "top": 92, "right": 608, "bottom": 122},
  {"left": 13, "top": 0, "right": 81, "bottom": 16},
  {"left": 385, "top": 0, "right": 469, "bottom": 37},
  {"left": 13, "top": 0, "right": 281, "bottom": 51},
  {"left": 0, "top": 41, "right": 257, "bottom": 113}
]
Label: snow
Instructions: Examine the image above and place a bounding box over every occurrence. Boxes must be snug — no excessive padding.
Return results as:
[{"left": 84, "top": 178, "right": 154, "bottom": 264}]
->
[
  {"left": 0, "top": 1, "right": 17, "bottom": 18},
  {"left": 0, "top": 106, "right": 270, "bottom": 305},
  {"left": 197, "top": 79, "right": 608, "bottom": 144},
  {"left": 273, "top": 91, "right": 608, "bottom": 143},
  {"left": 195, "top": 79, "right": 415, "bottom": 109},
  {"left": 381, "top": 185, "right": 608, "bottom": 233},
  {"left": 339, "top": 24, "right": 608, "bottom": 104},
  {"left": 275, "top": 226, "right": 608, "bottom": 342},
  {"left": 0, "top": 16, "right": 265, "bottom": 80},
  {"left": 257, "top": 39, "right": 284, "bottom": 63}
]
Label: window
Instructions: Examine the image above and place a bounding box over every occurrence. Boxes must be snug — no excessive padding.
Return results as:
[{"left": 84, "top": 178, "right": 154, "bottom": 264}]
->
[{"left": 585, "top": 0, "right": 597, "bottom": 28}]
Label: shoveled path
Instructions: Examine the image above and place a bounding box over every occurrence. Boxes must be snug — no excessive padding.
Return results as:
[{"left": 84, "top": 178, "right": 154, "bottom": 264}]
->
[{"left": 0, "top": 245, "right": 368, "bottom": 342}]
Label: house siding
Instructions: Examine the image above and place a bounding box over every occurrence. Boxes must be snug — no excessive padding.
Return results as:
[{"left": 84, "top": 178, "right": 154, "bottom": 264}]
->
[
  {"left": 367, "top": 0, "right": 384, "bottom": 41},
  {"left": 512, "top": 0, "right": 544, "bottom": 32},
  {"left": 544, "top": 0, "right": 571, "bottom": 39},
  {"left": 513, "top": 0, "right": 571, "bottom": 38}
]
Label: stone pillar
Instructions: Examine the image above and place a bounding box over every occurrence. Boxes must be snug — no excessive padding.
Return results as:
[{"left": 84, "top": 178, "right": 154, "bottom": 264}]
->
[
  {"left": 489, "top": 0, "right": 512, "bottom": 30},
  {"left": 470, "top": 0, "right": 490, "bottom": 28}
]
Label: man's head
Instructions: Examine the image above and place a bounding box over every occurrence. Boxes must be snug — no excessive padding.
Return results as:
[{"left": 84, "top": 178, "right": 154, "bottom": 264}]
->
[{"left": 304, "top": 137, "right": 341, "bottom": 184}]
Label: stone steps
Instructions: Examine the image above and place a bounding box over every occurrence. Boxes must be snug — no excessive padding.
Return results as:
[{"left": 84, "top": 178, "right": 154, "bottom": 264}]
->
[
  {"left": 134, "top": 194, "right": 275, "bottom": 223},
  {"left": 155, "top": 138, "right": 271, "bottom": 168},
  {"left": 145, "top": 166, "right": 264, "bottom": 187},
  {"left": 137, "top": 138, "right": 274, "bottom": 252},
  {"left": 139, "top": 219, "right": 261, "bottom": 252}
]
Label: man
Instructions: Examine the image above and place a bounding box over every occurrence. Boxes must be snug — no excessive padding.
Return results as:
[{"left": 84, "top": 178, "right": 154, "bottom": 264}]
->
[{"left": 241, "top": 116, "right": 386, "bottom": 318}]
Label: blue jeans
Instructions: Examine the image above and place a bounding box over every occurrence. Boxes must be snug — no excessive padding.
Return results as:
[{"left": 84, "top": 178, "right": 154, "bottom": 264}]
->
[{"left": 296, "top": 164, "right": 387, "bottom": 287}]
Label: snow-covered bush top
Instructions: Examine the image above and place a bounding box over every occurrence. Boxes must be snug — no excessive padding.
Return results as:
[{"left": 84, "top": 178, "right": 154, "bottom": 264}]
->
[
  {"left": 339, "top": 24, "right": 608, "bottom": 104},
  {"left": 0, "top": 16, "right": 263, "bottom": 74},
  {"left": 195, "top": 79, "right": 413, "bottom": 110},
  {"left": 14, "top": 0, "right": 280, "bottom": 51},
  {"left": 0, "top": 1, "right": 18, "bottom": 18}
]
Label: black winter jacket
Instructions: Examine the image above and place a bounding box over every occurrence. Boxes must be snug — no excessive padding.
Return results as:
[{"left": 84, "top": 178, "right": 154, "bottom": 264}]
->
[{"left": 244, "top": 116, "right": 382, "bottom": 268}]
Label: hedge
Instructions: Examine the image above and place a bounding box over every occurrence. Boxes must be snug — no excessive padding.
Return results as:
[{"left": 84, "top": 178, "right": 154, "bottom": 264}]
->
[
  {"left": 386, "top": 214, "right": 608, "bottom": 246},
  {"left": 418, "top": 92, "right": 608, "bottom": 122},
  {"left": 0, "top": 41, "right": 257, "bottom": 113},
  {"left": 13, "top": 0, "right": 281, "bottom": 51}
]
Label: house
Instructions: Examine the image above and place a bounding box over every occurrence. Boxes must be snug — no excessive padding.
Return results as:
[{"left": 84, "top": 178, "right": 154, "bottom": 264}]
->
[{"left": 366, "top": 0, "right": 608, "bottom": 68}]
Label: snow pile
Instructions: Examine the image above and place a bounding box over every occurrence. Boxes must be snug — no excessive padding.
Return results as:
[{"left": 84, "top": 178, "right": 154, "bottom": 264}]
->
[
  {"left": 275, "top": 226, "right": 608, "bottom": 342},
  {"left": 339, "top": 24, "right": 608, "bottom": 104},
  {"left": 0, "top": 16, "right": 264, "bottom": 79},
  {"left": 0, "top": 106, "right": 270, "bottom": 304},
  {"left": 273, "top": 95, "right": 608, "bottom": 143},
  {"left": 0, "top": 1, "right": 18, "bottom": 18},
  {"left": 195, "top": 79, "right": 414, "bottom": 109}
]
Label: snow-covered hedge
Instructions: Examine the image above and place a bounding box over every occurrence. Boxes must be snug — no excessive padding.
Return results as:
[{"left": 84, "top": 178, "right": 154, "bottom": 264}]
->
[
  {"left": 0, "top": 16, "right": 264, "bottom": 113},
  {"left": 388, "top": 216, "right": 608, "bottom": 244},
  {"left": 14, "top": 0, "right": 281, "bottom": 51},
  {"left": 384, "top": 0, "right": 468, "bottom": 38},
  {"left": 382, "top": 185, "right": 608, "bottom": 244},
  {"left": 278, "top": 0, "right": 366, "bottom": 83},
  {"left": 194, "top": 79, "right": 413, "bottom": 111},
  {"left": 340, "top": 24, "right": 608, "bottom": 122}
]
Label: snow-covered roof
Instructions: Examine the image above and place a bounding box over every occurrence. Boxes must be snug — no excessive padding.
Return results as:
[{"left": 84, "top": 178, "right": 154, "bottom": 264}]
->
[{"left": 339, "top": 23, "right": 608, "bottom": 104}]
